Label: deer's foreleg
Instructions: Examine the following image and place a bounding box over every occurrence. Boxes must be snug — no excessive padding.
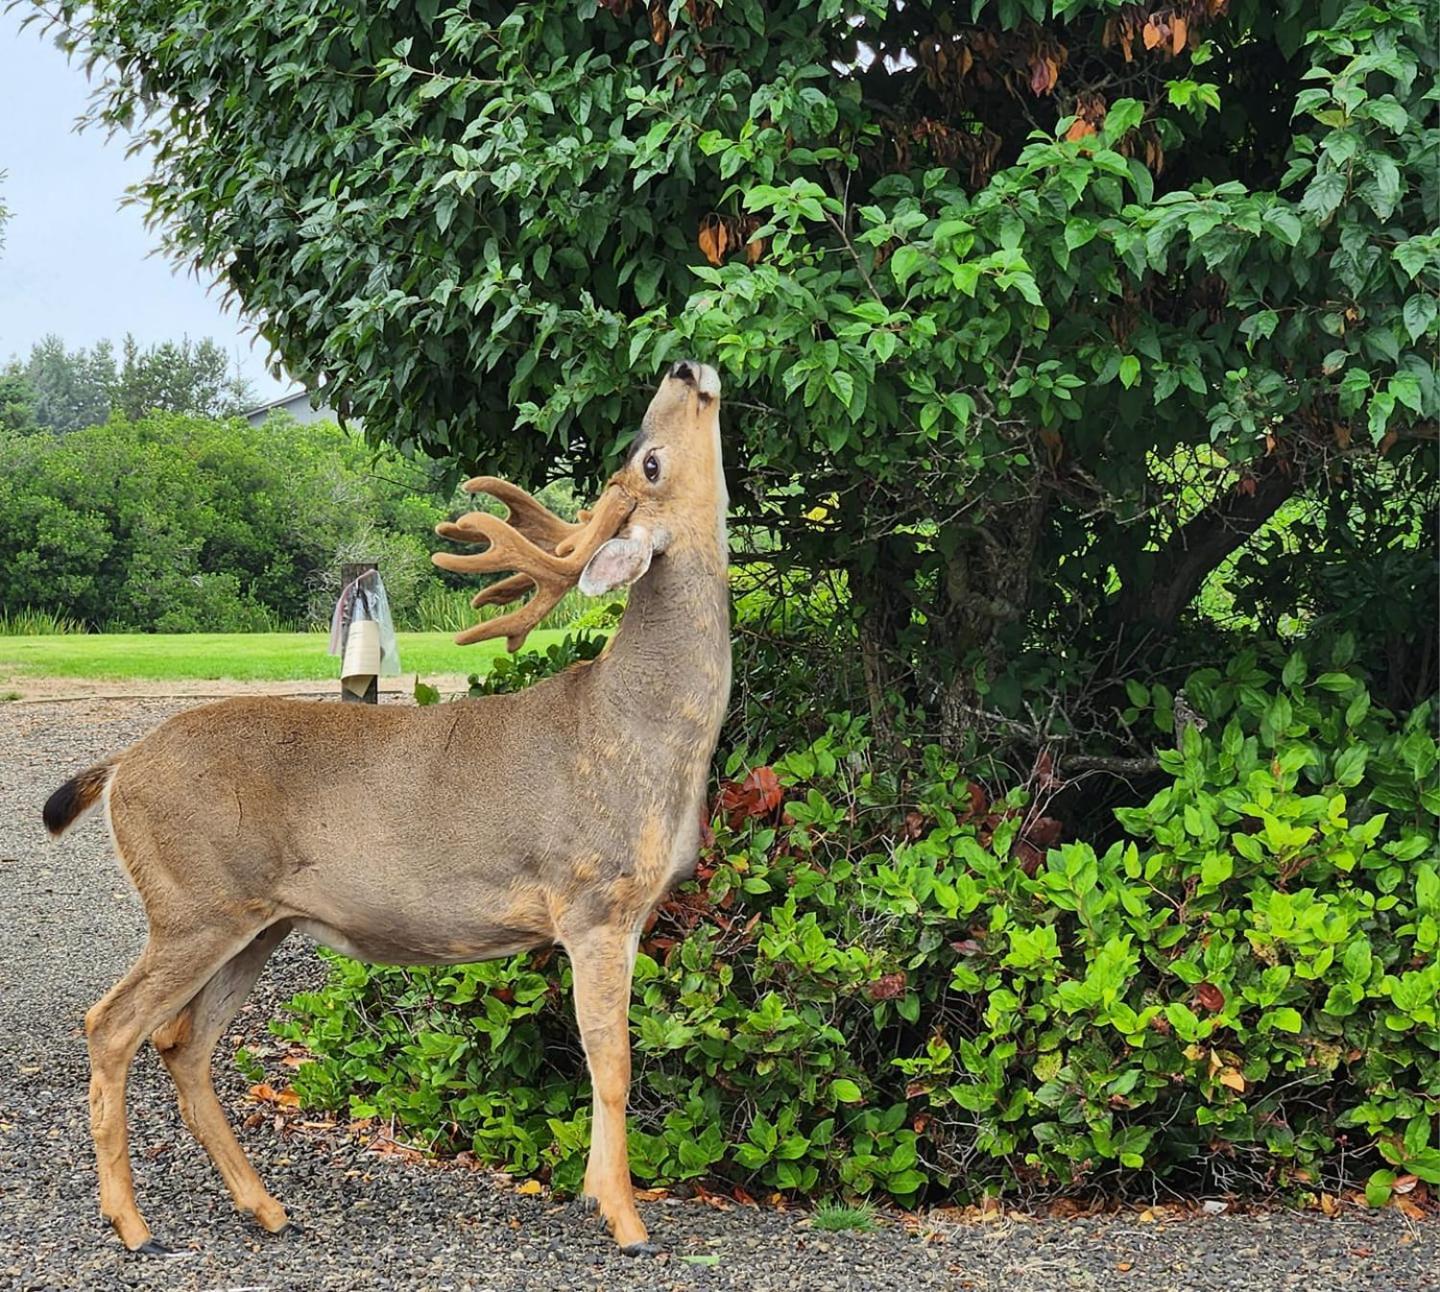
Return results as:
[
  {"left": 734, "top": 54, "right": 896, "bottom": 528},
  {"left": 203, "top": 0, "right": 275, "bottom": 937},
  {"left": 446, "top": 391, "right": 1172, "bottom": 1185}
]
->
[
  {"left": 152, "top": 922, "right": 293, "bottom": 1234},
  {"left": 564, "top": 924, "right": 652, "bottom": 1254}
]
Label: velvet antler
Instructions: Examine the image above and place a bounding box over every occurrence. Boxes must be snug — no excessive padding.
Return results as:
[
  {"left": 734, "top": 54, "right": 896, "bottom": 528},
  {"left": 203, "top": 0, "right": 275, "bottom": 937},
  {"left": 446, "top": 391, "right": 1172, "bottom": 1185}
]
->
[{"left": 432, "top": 476, "right": 636, "bottom": 651}]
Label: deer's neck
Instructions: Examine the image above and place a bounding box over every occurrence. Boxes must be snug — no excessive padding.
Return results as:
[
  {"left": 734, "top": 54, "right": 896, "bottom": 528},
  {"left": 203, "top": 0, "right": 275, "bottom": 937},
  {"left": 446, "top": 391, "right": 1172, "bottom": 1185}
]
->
[{"left": 591, "top": 537, "right": 732, "bottom": 739}]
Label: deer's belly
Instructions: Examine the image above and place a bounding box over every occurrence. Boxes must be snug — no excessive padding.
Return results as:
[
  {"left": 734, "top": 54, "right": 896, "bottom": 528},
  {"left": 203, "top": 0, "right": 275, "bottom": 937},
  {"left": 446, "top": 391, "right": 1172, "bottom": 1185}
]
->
[{"left": 291, "top": 916, "right": 550, "bottom": 966}]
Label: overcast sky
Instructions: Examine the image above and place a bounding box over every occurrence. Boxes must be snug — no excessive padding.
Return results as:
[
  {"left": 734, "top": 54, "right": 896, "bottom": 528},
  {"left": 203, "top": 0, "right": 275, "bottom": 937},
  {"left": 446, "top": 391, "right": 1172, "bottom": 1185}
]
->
[{"left": 0, "top": 15, "right": 291, "bottom": 404}]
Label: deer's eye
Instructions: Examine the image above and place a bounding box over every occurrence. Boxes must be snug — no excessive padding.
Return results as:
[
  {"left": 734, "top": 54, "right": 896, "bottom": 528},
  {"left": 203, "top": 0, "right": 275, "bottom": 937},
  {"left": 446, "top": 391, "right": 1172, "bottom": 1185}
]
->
[{"left": 643, "top": 451, "right": 661, "bottom": 483}]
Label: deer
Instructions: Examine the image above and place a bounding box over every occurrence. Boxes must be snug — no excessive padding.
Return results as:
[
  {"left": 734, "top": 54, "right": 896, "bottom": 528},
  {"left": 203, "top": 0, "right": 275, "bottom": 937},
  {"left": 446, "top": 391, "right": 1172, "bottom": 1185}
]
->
[{"left": 41, "top": 360, "right": 732, "bottom": 1257}]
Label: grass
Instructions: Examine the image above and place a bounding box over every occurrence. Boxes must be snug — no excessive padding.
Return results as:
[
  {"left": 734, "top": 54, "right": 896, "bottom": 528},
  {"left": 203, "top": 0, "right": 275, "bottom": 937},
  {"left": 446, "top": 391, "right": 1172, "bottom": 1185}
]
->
[
  {"left": 0, "top": 607, "right": 89, "bottom": 635},
  {"left": 809, "top": 1201, "right": 880, "bottom": 1233},
  {"left": 0, "top": 630, "right": 578, "bottom": 684}
]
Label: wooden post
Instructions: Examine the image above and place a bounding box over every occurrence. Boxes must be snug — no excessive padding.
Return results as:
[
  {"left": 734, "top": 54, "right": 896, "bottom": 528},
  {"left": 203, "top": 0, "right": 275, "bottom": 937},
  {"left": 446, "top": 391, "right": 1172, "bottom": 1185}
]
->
[{"left": 340, "top": 560, "right": 379, "bottom": 704}]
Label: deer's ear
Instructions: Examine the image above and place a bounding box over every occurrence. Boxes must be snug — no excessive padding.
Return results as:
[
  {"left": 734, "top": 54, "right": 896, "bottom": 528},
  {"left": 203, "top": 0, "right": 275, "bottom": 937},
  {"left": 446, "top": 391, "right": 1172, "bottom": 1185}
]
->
[{"left": 578, "top": 528, "right": 654, "bottom": 596}]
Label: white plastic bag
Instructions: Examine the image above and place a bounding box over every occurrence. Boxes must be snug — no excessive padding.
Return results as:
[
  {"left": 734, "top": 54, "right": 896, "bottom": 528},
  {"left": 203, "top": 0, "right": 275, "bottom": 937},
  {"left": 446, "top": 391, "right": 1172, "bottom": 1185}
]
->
[{"left": 328, "top": 570, "right": 401, "bottom": 695}]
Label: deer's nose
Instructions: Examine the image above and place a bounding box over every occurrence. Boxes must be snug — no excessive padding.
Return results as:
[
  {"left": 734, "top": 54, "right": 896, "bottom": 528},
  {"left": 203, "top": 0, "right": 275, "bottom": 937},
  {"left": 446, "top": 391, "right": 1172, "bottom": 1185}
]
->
[{"left": 668, "top": 359, "right": 720, "bottom": 399}]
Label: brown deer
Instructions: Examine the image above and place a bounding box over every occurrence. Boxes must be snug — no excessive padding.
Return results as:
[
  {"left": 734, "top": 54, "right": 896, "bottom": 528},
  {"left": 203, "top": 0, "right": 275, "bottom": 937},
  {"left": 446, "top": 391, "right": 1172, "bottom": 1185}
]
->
[{"left": 41, "top": 361, "right": 731, "bottom": 1256}]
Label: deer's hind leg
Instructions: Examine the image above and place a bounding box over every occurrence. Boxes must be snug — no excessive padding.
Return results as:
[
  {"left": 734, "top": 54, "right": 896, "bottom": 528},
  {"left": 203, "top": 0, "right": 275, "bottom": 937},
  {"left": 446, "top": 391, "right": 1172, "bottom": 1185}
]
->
[
  {"left": 85, "top": 926, "right": 258, "bottom": 1252},
  {"left": 151, "top": 921, "right": 293, "bottom": 1235}
]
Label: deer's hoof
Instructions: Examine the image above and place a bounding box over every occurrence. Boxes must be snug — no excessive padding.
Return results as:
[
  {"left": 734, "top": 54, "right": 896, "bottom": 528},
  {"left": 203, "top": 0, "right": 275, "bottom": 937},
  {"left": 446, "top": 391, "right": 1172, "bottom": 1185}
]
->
[
  {"left": 134, "top": 1238, "right": 182, "bottom": 1258},
  {"left": 275, "top": 1218, "right": 306, "bottom": 1238},
  {"left": 621, "top": 1241, "right": 662, "bottom": 1258}
]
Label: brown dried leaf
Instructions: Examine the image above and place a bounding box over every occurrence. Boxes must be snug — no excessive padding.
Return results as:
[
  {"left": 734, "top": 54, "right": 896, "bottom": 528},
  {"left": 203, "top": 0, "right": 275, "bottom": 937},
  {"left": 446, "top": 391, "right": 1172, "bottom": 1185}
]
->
[
  {"left": 1143, "top": 20, "right": 1163, "bottom": 50},
  {"left": 1172, "top": 16, "right": 1189, "bottom": 53},
  {"left": 1066, "top": 118, "right": 1097, "bottom": 142},
  {"left": 1218, "top": 1067, "right": 1246, "bottom": 1093},
  {"left": 698, "top": 215, "right": 723, "bottom": 267}
]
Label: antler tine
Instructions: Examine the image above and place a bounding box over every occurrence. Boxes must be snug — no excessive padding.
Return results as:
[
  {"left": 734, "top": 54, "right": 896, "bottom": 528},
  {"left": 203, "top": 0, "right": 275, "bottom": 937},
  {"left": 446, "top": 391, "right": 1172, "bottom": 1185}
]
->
[
  {"left": 457, "top": 476, "right": 583, "bottom": 553},
  {"left": 433, "top": 479, "right": 636, "bottom": 652}
]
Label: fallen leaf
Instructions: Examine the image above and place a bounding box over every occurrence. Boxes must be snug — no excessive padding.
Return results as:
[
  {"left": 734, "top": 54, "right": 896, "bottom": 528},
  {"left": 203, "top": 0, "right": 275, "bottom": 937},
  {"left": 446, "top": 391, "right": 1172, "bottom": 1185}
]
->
[
  {"left": 515, "top": 1179, "right": 544, "bottom": 1196},
  {"left": 1201, "top": 1199, "right": 1229, "bottom": 1215},
  {"left": 1319, "top": 1192, "right": 1339, "bottom": 1216},
  {"left": 1392, "top": 1174, "right": 1419, "bottom": 1195},
  {"left": 1117, "top": 1261, "right": 1134, "bottom": 1272}
]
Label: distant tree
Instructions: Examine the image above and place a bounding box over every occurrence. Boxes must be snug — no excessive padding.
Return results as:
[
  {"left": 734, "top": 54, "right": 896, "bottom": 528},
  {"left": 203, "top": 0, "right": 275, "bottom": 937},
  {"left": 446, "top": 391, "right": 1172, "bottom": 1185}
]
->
[
  {"left": 111, "top": 333, "right": 252, "bottom": 421},
  {"left": 19, "top": 333, "right": 254, "bottom": 432},
  {"left": 24, "top": 334, "right": 115, "bottom": 434},
  {"left": 0, "top": 365, "right": 38, "bottom": 434}
]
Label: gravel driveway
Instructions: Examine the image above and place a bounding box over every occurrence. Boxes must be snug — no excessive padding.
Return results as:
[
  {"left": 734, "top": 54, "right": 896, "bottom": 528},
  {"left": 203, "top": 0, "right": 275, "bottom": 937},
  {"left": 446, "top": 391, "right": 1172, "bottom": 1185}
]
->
[{"left": 1, "top": 694, "right": 1434, "bottom": 1291}]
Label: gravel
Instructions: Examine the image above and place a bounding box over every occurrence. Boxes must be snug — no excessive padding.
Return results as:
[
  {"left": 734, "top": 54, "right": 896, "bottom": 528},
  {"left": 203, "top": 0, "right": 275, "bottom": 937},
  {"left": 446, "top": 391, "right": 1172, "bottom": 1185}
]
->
[{"left": 1, "top": 694, "right": 1435, "bottom": 1291}]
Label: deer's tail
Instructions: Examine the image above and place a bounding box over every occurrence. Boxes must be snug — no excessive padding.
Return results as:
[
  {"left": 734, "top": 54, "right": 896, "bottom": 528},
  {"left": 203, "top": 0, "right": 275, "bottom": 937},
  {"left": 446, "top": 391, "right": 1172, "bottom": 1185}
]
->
[{"left": 43, "top": 759, "right": 116, "bottom": 837}]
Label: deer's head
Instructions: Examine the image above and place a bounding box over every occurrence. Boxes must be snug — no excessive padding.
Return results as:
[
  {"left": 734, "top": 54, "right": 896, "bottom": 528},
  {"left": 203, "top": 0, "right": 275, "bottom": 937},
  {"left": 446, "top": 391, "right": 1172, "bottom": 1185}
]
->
[{"left": 433, "top": 361, "right": 726, "bottom": 651}]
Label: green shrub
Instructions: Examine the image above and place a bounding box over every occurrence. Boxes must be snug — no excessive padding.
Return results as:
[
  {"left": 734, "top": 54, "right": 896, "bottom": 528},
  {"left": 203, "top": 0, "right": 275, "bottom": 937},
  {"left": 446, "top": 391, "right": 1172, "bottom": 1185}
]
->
[
  {"left": 275, "top": 639, "right": 1438, "bottom": 1204},
  {"left": 0, "top": 606, "right": 89, "bottom": 635},
  {"left": 464, "top": 630, "right": 607, "bottom": 697}
]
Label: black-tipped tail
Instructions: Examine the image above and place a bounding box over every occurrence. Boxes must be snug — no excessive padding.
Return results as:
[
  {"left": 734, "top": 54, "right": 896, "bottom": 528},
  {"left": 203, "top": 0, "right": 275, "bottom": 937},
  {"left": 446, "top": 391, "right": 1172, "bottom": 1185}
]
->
[{"left": 43, "top": 761, "right": 114, "bottom": 837}]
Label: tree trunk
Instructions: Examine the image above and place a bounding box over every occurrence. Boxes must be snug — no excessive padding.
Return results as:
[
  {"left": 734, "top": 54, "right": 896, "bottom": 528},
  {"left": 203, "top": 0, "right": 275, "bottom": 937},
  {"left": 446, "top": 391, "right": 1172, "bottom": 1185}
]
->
[{"left": 938, "top": 488, "right": 1048, "bottom": 745}]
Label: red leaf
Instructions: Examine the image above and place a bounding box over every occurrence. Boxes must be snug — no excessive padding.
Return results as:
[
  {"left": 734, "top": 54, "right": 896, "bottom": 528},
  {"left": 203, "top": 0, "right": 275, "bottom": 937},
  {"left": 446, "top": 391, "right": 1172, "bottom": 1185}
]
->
[
  {"left": 1196, "top": 982, "right": 1226, "bottom": 1012},
  {"left": 718, "top": 766, "right": 783, "bottom": 829},
  {"left": 1013, "top": 839, "right": 1043, "bottom": 878},
  {"left": 868, "top": 971, "right": 907, "bottom": 1001},
  {"left": 744, "top": 766, "right": 783, "bottom": 814},
  {"left": 1027, "top": 816, "right": 1063, "bottom": 849},
  {"left": 951, "top": 938, "right": 983, "bottom": 956}
]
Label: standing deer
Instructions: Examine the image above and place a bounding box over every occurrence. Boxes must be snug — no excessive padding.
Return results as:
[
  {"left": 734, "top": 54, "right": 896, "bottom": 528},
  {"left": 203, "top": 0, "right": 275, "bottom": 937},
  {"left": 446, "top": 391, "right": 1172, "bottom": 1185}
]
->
[{"left": 41, "top": 361, "right": 731, "bottom": 1256}]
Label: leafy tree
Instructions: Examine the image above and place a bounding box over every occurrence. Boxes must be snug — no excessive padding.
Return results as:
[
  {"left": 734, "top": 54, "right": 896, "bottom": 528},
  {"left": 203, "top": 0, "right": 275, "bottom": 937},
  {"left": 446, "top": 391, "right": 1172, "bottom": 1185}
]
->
[
  {"left": 0, "top": 366, "right": 37, "bottom": 434},
  {"left": 24, "top": 334, "right": 115, "bottom": 435},
  {"left": 17, "top": 332, "right": 254, "bottom": 433},
  {"left": 111, "top": 333, "right": 252, "bottom": 421},
  {"left": 62, "top": 0, "right": 1440, "bottom": 738},
  {"left": 0, "top": 414, "right": 448, "bottom": 630}
]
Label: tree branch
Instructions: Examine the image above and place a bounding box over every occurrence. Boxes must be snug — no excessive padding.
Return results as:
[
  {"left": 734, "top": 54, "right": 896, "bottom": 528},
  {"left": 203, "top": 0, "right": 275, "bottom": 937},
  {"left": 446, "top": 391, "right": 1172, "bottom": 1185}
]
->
[{"left": 1114, "top": 455, "right": 1299, "bottom": 631}]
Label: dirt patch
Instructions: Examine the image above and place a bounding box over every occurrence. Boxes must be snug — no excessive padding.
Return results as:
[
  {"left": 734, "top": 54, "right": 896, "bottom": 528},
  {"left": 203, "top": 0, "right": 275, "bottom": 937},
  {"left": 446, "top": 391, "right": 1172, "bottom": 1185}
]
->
[{"left": 0, "top": 672, "right": 477, "bottom": 704}]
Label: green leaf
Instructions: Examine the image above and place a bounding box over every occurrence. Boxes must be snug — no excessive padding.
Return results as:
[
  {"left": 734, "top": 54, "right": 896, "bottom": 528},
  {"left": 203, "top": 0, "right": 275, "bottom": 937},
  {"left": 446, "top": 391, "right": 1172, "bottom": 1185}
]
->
[
  {"left": 831, "top": 1079, "right": 863, "bottom": 1103},
  {"left": 1334, "top": 744, "right": 1368, "bottom": 788},
  {"left": 1266, "top": 1007, "right": 1303, "bottom": 1034},
  {"left": 1118, "top": 355, "right": 1141, "bottom": 389},
  {"left": 1365, "top": 1169, "right": 1396, "bottom": 1207},
  {"left": 1263, "top": 208, "right": 1303, "bottom": 246},
  {"left": 1402, "top": 294, "right": 1437, "bottom": 344}
]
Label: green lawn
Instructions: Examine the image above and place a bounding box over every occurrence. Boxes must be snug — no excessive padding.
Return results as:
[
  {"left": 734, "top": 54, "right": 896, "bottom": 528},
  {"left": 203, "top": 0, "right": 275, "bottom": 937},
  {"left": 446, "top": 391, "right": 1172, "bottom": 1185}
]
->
[{"left": 0, "top": 630, "right": 575, "bottom": 683}]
